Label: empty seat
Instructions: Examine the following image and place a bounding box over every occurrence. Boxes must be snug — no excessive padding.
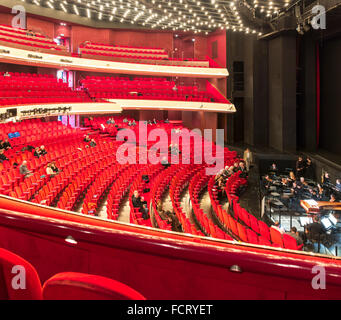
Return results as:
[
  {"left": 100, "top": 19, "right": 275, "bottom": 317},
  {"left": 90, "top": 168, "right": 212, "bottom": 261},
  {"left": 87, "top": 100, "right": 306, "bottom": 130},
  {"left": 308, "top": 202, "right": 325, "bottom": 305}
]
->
[
  {"left": 0, "top": 248, "right": 42, "bottom": 300},
  {"left": 42, "top": 272, "right": 146, "bottom": 300}
]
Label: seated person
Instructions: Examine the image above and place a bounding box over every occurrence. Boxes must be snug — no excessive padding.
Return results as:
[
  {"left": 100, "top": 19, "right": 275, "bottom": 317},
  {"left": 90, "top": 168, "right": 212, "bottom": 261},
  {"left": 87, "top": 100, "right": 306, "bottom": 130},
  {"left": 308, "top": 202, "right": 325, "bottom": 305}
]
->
[
  {"left": 330, "top": 194, "right": 337, "bottom": 203},
  {"left": 46, "top": 162, "right": 59, "bottom": 176},
  {"left": 132, "top": 190, "right": 147, "bottom": 208},
  {"left": 232, "top": 162, "right": 240, "bottom": 173},
  {"left": 297, "top": 176, "right": 308, "bottom": 189},
  {"left": 19, "top": 161, "right": 32, "bottom": 178},
  {"left": 168, "top": 211, "right": 182, "bottom": 232},
  {"left": 83, "top": 135, "right": 91, "bottom": 142},
  {"left": 305, "top": 215, "right": 324, "bottom": 241},
  {"left": 164, "top": 118, "right": 169, "bottom": 124},
  {"left": 336, "top": 179, "right": 341, "bottom": 192},
  {"left": 286, "top": 227, "right": 303, "bottom": 246},
  {"left": 34, "top": 147, "right": 41, "bottom": 158},
  {"left": 0, "top": 149, "right": 9, "bottom": 162},
  {"left": 1, "top": 138, "right": 12, "bottom": 150},
  {"left": 90, "top": 139, "right": 97, "bottom": 147},
  {"left": 139, "top": 203, "right": 150, "bottom": 220},
  {"left": 39, "top": 145, "right": 47, "bottom": 156}
]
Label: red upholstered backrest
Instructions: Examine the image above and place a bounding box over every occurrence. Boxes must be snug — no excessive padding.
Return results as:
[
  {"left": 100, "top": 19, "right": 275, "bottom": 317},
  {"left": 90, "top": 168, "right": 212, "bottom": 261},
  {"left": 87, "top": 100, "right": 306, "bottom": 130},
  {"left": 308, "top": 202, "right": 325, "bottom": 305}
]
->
[
  {"left": 0, "top": 248, "right": 42, "bottom": 300},
  {"left": 43, "top": 272, "right": 146, "bottom": 300}
]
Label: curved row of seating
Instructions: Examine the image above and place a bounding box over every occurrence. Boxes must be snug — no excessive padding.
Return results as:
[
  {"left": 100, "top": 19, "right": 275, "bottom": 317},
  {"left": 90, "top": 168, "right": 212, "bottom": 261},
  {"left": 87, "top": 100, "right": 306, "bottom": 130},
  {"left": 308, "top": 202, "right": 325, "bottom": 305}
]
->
[
  {"left": 209, "top": 171, "right": 304, "bottom": 251},
  {"left": 81, "top": 77, "right": 222, "bottom": 103},
  {"left": 32, "top": 140, "right": 113, "bottom": 207},
  {"left": 82, "top": 161, "right": 125, "bottom": 216},
  {"left": 169, "top": 164, "right": 204, "bottom": 236},
  {"left": 0, "top": 24, "right": 67, "bottom": 54},
  {"left": 6, "top": 138, "right": 86, "bottom": 200},
  {"left": 57, "top": 151, "right": 117, "bottom": 211},
  {"left": 106, "top": 162, "right": 140, "bottom": 220},
  {"left": 0, "top": 73, "right": 90, "bottom": 106},
  {"left": 150, "top": 165, "right": 182, "bottom": 231},
  {"left": 189, "top": 169, "right": 233, "bottom": 241}
]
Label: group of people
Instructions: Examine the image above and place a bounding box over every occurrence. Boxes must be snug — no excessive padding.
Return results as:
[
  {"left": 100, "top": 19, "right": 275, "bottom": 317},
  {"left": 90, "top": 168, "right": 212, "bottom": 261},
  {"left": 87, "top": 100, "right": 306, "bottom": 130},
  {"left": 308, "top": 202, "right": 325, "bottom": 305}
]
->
[
  {"left": 215, "top": 161, "right": 248, "bottom": 190},
  {"left": 83, "top": 135, "right": 97, "bottom": 147},
  {"left": 271, "top": 216, "right": 325, "bottom": 248},
  {"left": 132, "top": 190, "right": 149, "bottom": 220},
  {"left": 33, "top": 145, "right": 47, "bottom": 158}
]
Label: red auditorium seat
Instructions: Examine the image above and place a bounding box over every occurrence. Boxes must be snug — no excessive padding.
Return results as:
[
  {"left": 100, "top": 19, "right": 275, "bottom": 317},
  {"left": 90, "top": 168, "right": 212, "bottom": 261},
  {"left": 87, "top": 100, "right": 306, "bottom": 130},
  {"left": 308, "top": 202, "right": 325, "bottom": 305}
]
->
[
  {"left": 42, "top": 272, "right": 146, "bottom": 300},
  {"left": 270, "top": 227, "right": 284, "bottom": 247},
  {"left": 283, "top": 234, "right": 304, "bottom": 251},
  {"left": 0, "top": 248, "right": 42, "bottom": 300},
  {"left": 258, "top": 220, "right": 271, "bottom": 241}
]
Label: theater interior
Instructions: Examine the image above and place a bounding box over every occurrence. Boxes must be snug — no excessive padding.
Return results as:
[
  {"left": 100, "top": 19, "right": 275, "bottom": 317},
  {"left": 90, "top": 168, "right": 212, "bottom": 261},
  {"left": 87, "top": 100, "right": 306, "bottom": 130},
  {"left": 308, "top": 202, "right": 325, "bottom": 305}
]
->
[{"left": 0, "top": 0, "right": 341, "bottom": 301}]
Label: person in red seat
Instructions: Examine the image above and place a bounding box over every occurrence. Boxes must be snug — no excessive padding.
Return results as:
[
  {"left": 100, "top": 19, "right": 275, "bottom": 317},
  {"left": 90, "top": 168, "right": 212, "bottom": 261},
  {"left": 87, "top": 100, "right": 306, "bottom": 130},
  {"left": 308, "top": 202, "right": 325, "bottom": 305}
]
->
[
  {"left": 34, "top": 147, "right": 42, "bottom": 158},
  {"left": 1, "top": 138, "right": 12, "bottom": 150},
  {"left": 83, "top": 134, "right": 91, "bottom": 142},
  {"left": 286, "top": 227, "right": 303, "bottom": 246},
  {"left": 39, "top": 145, "right": 47, "bottom": 156},
  {"left": 139, "top": 203, "right": 150, "bottom": 220},
  {"left": 132, "top": 190, "right": 146, "bottom": 208},
  {"left": 19, "top": 160, "right": 32, "bottom": 178},
  {"left": 0, "top": 149, "right": 9, "bottom": 162}
]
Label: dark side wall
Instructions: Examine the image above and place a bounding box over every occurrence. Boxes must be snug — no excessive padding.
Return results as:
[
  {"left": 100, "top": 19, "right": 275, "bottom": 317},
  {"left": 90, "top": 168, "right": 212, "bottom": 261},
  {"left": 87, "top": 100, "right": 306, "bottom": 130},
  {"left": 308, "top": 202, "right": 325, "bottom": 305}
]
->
[{"left": 319, "top": 36, "right": 341, "bottom": 156}]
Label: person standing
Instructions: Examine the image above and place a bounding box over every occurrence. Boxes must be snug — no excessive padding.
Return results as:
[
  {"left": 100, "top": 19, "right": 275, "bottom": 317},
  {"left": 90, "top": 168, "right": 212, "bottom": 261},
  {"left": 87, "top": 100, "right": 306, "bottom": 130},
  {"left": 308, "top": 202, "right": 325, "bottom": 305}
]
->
[{"left": 243, "top": 148, "right": 253, "bottom": 172}]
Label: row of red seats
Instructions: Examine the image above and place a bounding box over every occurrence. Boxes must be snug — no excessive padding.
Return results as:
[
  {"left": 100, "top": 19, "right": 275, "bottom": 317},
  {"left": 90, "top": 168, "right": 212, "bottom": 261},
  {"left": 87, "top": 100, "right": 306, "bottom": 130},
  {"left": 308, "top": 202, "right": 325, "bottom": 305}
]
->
[
  {"left": 189, "top": 169, "right": 233, "bottom": 241},
  {"left": 57, "top": 152, "right": 117, "bottom": 211},
  {"left": 169, "top": 164, "right": 204, "bottom": 236},
  {"left": 82, "top": 161, "right": 126, "bottom": 216},
  {"left": 80, "top": 49, "right": 209, "bottom": 68},
  {"left": 81, "top": 42, "right": 166, "bottom": 53},
  {"left": 6, "top": 139, "right": 86, "bottom": 201},
  {"left": 106, "top": 162, "right": 141, "bottom": 220},
  {"left": 33, "top": 140, "right": 114, "bottom": 207},
  {"left": 219, "top": 172, "right": 303, "bottom": 251},
  {"left": 150, "top": 165, "right": 182, "bottom": 231}
]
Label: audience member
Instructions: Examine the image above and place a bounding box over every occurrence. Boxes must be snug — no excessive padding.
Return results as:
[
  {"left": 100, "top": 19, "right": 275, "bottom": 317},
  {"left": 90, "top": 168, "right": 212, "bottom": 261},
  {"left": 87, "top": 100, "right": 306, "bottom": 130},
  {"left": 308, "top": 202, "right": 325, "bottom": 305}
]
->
[
  {"left": 34, "top": 147, "right": 41, "bottom": 158},
  {"left": 139, "top": 203, "right": 150, "bottom": 220},
  {"left": 83, "top": 135, "right": 91, "bottom": 142},
  {"left": 1, "top": 138, "right": 12, "bottom": 150},
  {"left": 0, "top": 149, "right": 9, "bottom": 162},
  {"left": 90, "top": 139, "right": 97, "bottom": 147},
  {"left": 46, "top": 162, "right": 59, "bottom": 177},
  {"left": 40, "top": 145, "right": 47, "bottom": 156},
  {"left": 19, "top": 161, "right": 32, "bottom": 177},
  {"left": 336, "top": 179, "right": 341, "bottom": 192}
]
